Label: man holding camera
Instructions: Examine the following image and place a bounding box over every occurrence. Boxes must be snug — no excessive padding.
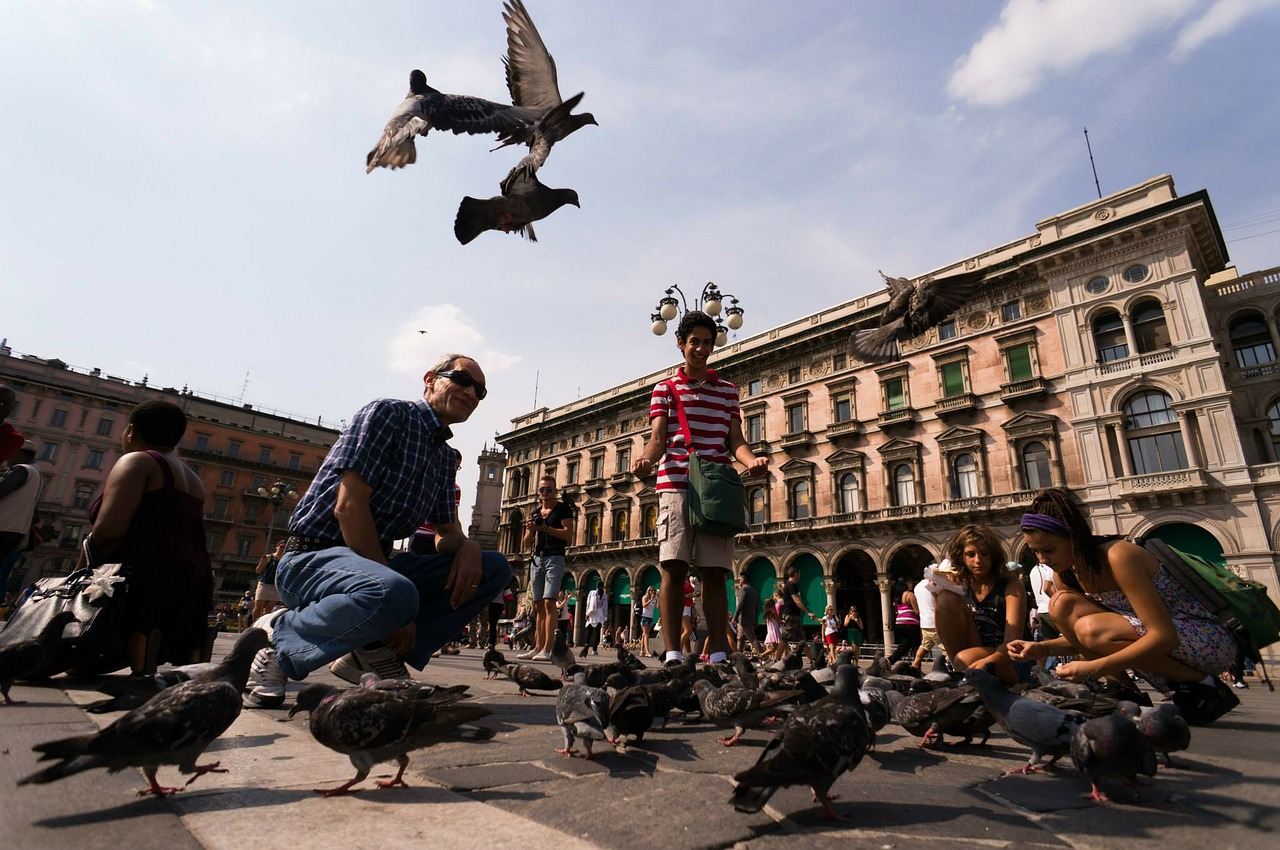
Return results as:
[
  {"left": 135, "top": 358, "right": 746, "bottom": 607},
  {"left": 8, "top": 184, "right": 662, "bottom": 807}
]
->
[{"left": 519, "top": 474, "right": 575, "bottom": 661}]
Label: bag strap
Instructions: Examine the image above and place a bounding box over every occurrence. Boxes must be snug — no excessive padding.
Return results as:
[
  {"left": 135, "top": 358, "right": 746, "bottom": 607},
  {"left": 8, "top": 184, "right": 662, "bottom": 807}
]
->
[{"left": 665, "top": 378, "right": 698, "bottom": 460}]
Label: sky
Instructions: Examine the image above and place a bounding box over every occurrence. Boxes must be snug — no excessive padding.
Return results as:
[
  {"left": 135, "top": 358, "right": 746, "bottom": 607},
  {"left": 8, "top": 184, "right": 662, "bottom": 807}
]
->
[{"left": 4, "top": 0, "right": 1280, "bottom": 515}]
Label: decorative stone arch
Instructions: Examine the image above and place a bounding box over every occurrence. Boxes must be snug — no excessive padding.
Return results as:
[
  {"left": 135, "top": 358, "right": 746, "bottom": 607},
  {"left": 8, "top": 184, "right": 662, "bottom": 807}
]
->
[
  {"left": 1108, "top": 376, "right": 1187, "bottom": 411},
  {"left": 778, "top": 545, "right": 830, "bottom": 576},
  {"left": 877, "top": 437, "right": 924, "bottom": 507},
  {"left": 1128, "top": 513, "right": 1240, "bottom": 557},
  {"left": 881, "top": 538, "right": 939, "bottom": 586}
]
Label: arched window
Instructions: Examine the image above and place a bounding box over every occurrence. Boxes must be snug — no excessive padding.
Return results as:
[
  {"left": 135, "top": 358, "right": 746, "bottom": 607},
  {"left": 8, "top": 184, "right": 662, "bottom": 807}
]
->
[
  {"left": 950, "top": 453, "right": 978, "bottom": 499},
  {"left": 1124, "top": 390, "right": 1187, "bottom": 474},
  {"left": 789, "top": 480, "right": 811, "bottom": 520},
  {"left": 1022, "top": 441, "right": 1052, "bottom": 491},
  {"left": 1230, "top": 314, "right": 1276, "bottom": 368},
  {"left": 584, "top": 513, "right": 602, "bottom": 545},
  {"left": 611, "top": 509, "right": 629, "bottom": 541},
  {"left": 1268, "top": 401, "right": 1280, "bottom": 461},
  {"left": 838, "top": 473, "right": 859, "bottom": 513},
  {"left": 1092, "top": 310, "right": 1129, "bottom": 362},
  {"left": 893, "top": 463, "right": 916, "bottom": 506},
  {"left": 1131, "top": 300, "right": 1170, "bottom": 353},
  {"left": 72, "top": 483, "right": 95, "bottom": 510},
  {"left": 749, "top": 487, "right": 768, "bottom": 524},
  {"left": 642, "top": 505, "right": 658, "bottom": 537}
]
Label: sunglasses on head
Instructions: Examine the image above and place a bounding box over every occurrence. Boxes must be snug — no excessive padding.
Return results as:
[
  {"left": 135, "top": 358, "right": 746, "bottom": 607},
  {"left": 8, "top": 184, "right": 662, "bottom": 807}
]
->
[{"left": 437, "top": 369, "right": 487, "bottom": 400}]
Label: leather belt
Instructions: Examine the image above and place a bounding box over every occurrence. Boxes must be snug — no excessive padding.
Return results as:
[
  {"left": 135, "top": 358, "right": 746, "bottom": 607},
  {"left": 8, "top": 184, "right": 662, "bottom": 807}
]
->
[{"left": 283, "top": 535, "right": 345, "bottom": 555}]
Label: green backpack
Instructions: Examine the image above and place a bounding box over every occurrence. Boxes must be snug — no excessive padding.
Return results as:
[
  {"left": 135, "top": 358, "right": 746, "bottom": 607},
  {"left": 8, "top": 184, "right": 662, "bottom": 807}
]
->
[{"left": 1139, "top": 536, "right": 1280, "bottom": 689}]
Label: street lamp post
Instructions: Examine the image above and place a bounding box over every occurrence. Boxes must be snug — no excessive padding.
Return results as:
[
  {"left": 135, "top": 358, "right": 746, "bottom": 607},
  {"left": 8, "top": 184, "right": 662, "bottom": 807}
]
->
[
  {"left": 649, "top": 281, "right": 746, "bottom": 346},
  {"left": 257, "top": 480, "right": 299, "bottom": 553}
]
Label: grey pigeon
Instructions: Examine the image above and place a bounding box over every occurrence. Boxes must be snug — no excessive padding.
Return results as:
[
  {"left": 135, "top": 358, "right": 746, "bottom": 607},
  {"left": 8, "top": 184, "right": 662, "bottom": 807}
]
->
[
  {"left": 365, "top": 70, "right": 540, "bottom": 173},
  {"left": 694, "top": 679, "right": 801, "bottom": 746},
  {"left": 550, "top": 628, "right": 576, "bottom": 677},
  {"left": 289, "top": 682, "right": 491, "bottom": 796},
  {"left": 731, "top": 665, "right": 871, "bottom": 820},
  {"left": 357, "top": 672, "right": 469, "bottom": 700},
  {"left": 1122, "top": 701, "right": 1191, "bottom": 768},
  {"left": 1030, "top": 665, "right": 1095, "bottom": 700},
  {"left": 809, "top": 650, "right": 857, "bottom": 687},
  {"left": 865, "top": 651, "right": 889, "bottom": 679},
  {"left": 568, "top": 660, "right": 636, "bottom": 690},
  {"left": 849, "top": 268, "right": 986, "bottom": 363},
  {"left": 892, "top": 683, "right": 989, "bottom": 748},
  {"left": 498, "top": 0, "right": 598, "bottom": 150},
  {"left": 0, "top": 611, "right": 77, "bottom": 705},
  {"left": 1070, "top": 701, "right": 1158, "bottom": 803},
  {"left": 966, "top": 666, "right": 1088, "bottom": 773},
  {"left": 505, "top": 662, "right": 562, "bottom": 697},
  {"left": 555, "top": 671, "right": 610, "bottom": 759},
  {"left": 19, "top": 628, "right": 269, "bottom": 797},
  {"left": 482, "top": 645, "right": 507, "bottom": 679},
  {"left": 87, "top": 661, "right": 220, "bottom": 713},
  {"left": 858, "top": 686, "right": 896, "bottom": 737}
]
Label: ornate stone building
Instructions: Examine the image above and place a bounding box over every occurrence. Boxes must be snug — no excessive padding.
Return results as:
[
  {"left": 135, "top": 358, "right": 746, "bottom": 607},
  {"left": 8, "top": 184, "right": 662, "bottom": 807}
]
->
[{"left": 495, "top": 175, "right": 1280, "bottom": 658}]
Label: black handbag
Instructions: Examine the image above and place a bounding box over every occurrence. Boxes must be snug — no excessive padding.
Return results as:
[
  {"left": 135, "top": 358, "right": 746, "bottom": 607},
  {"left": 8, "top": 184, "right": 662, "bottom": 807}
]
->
[{"left": 0, "top": 562, "right": 131, "bottom": 677}]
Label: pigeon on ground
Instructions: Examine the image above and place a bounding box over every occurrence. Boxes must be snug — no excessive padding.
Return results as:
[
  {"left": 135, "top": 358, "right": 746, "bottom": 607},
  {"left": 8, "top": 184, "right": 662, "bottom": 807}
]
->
[
  {"left": 365, "top": 70, "right": 540, "bottom": 173},
  {"left": 694, "top": 679, "right": 802, "bottom": 747},
  {"left": 808, "top": 650, "right": 858, "bottom": 687},
  {"left": 498, "top": 0, "right": 597, "bottom": 150},
  {"left": 1121, "top": 701, "right": 1191, "bottom": 768},
  {"left": 357, "top": 672, "right": 469, "bottom": 700},
  {"left": 0, "top": 611, "right": 78, "bottom": 705},
  {"left": 966, "top": 666, "right": 1089, "bottom": 774},
  {"left": 605, "top": 684, "right": 654, "bottom": 750},
  {"left": 892, "top": 683, "right": 989, "bottom": 748},
  {"left": 87, "top": 661, "right": 221, "bottom": 713},
  {"left": 849, "top": 269, "right": 987, "bottom": 363},
  {"left": 289, "top": 682, "right": 491, "bottom": 796},
  {"left": 482, "top": 646, "right": 507, "bottom": 679},
  {"left": 859, "top": 686, "right": 897, "bottom": 737},
  {"left": 1070, "top": 702, "right": 1158, "bottom": 803},
  {"left": 731, "top": 665, "right": 871, "bottom": 820},
  {"left": 18, "top": 628, "right": 269, "bottom": 796},
  {"left": 632, "top": 675, "right": 694, "bottom": 730},
  {"left": 555, "top": 671, "right": 610, "bottom": 759},
  {"left": 505, "top": 662, "right": 562, "bottom": 697},
  {"left": 550, "top": 628, "right": 576, "bottom": 678},
  {"left": 1030, "top": 665, "right": 1096, "bottom": 701},
  {"left": 568, "top": 660, "right": 637, "bottom": 690},
  {"left": 865, "top": 651, "right": 889, "bottom": 679},
  {"left": 923, "top": 655, "right": 956, "bottom": 685}
]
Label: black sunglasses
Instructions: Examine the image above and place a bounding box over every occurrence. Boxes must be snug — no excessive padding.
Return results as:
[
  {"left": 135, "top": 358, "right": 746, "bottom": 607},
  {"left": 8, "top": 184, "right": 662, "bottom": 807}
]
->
[
  {"left": 538, "top": 486, "right": 555, "bottom": 493},
  {"left": 437, "top": 369, "right": 487, "bottom": 400}
]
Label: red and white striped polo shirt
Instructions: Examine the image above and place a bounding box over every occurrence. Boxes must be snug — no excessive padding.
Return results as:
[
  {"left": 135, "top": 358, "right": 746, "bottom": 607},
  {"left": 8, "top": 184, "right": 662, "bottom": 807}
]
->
[{"left": 649, "top": 367, "right": 741, "bottom": 492}]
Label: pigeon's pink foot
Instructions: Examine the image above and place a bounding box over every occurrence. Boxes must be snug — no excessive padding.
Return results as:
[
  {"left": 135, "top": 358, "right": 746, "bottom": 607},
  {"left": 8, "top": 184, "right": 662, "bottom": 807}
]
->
[{"left": 184, "top": 761, "right": 227, "bottom": 786}]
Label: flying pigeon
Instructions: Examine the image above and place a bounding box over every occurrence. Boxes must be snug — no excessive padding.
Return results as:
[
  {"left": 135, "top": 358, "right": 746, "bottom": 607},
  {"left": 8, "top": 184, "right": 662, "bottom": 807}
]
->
[
  {"left": 731, "top": 665, "right": 871, "bottom": 820},
  {"left": 289, "top": 682, "right": 492, "bottom": 796},
  {"left": 1070, "top": 702, "right": 1158, "bottom": 803},
  {"left": 1121, "top": 701, "right": 1191, "bottom": 768},
  {"left": 482, "top": 646, "right": 507, "bottom": 679},
  {"left": 693, "top": 679, "right": 801, "bottom": 746},
  {"left": 365, "top": 70, "right": 541, "bottom": 173},
  {"left": 555, "top": 671, "right": 610, "bottom": 759},
  {"left": 966, "top": 666, "right": 1089, "bottom": 774},
  {"left": 0, "top": 611, "right": 78, "bottom": 705},
  {"left": 504, "top": 662, "right": 563, "bottom": 697},
  {"left": 848, "top": 269, "right": 986, "bottom": 363},
  {"left": 18, "top": 628, "right": 269, "bottom": 797},
  {"left": 498, "top": 0, "right": 598, "bottom": 150}
]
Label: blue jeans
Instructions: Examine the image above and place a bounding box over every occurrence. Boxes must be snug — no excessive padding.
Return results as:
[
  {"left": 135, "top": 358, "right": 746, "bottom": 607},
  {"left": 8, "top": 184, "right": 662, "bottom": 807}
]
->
[{"left": 272, "top": 546, "right": 511, "bottom": 679}]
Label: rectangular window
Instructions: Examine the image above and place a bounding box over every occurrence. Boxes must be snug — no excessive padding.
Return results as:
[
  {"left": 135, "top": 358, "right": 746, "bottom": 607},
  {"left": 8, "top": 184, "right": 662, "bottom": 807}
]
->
[
  {"left": 939, "top": 320, "right": 957, "bottom": 341},
  {"left": 187, "top": 462, "right": 201, "bottom": 475},
  {"left": 748, "top": 378, "right": 762, "bottom": 397},
  {"left": 39, "top": 442, "right": 59, "bottom": 462},
  {"left": 49, "top": 408, "right": 68, "bottom": 427},
  {"left": 786, "top": 403, "right": 805, "bottom": 434},
  {"left": 832, "top": 392, "right": 852, "bottom": 423},
  {"left": 940, "top": 362, "right": 966, "bottom": 397},
  {"left": 1002, "top": 301, "right": 1021, "bottom": 322},
  {"left": 884, "top": 378, "right": 905, "bottom": 411},
  {"left": 259, "top": 447, "right": 273, "bottom": 464},
  {"left": 195, "top": 434, "right": 210, "bottom": 451},
  {"left": 252, "top": 475, "right": 267, "bottom": 491},
  {"left": 590, "top": 455, "right": 604, "bottom": 479},
  {"left": 236, "top": 537, "right": 253, "bottom": 557},
  {"left": 288, "top": 452, "right": 302, "bottom": 470},
  {"left": 60, "top": 523, "right": 83, "bottom": 547},
  {"left": 571, "top": 435, "right": 579, "bottom": 448},
  {"left": 788, "top": 367, "right": 801, "bottom": 384},
  {"left": 567, "top": 461, "right": 579, "bottom": 484},
  {"left": 244, "top": 501, "right": 262, "bottom": 522},
  {"left": 84, "top": 449, "right": 104, "bottom": 470},
  {"left": 616, "top": 447, "right": 631, "bottom": 473},
  {"left": 206, "top": 533, "right": 223, "bottom": 553},
  {"left": 745, "top": 413, "right": 764, "bottom": 443},
  {"left": 1006, "top": 344, "right": 1033, "bottom": 382},
  {"left": 219, "top": 470, "right": 235, "bottom": 487},
  {"left": 213, "top": 496, "right": 230, "bottom": 517},
  {"left": 832, "top": 353, "right": 847, "bottom": 371},
  {"left": 585, "top": 514, "right": 601, "bottom": 545},
  {"left": 227, "top": 441, "right": 241, "bottom": 459},
  {"left": 95, "top": 418, "right": 114, "bottom": 437},
  {"left": 595, "top": 427, "right": 603, "bottom": 441},
  {"left": 73, "top": 484, "right": 95, "bottom": 509}
]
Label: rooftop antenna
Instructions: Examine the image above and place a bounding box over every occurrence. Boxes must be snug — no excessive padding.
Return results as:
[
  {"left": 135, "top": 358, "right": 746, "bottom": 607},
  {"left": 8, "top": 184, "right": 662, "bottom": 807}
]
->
[
  {"left": 238, "top": 369, "right": 250, "bottom": 404},
  {"left": 1084, "top": 127, "right": 1102, "bottom": 199},
  {"left": 533, "top": 370, "right": 540, "bottom": 409}
]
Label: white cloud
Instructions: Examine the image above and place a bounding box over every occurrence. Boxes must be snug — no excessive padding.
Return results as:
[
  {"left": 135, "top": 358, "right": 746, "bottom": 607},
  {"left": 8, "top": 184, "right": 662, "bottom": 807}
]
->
[
  {"left": 949, "top": 0, "right": 1199, "bottom": 106},
  {"left": 1171, "top": 0, "right": 1280, "bottom": 61},
  {"left": 385, "top": 304, "right": 521, "bottom": 377}
]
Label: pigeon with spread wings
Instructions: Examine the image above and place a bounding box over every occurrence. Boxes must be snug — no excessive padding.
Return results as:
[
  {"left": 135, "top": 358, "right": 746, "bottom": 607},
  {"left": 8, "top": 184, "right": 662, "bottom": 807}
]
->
[
  {"left": 498, "top": 0, "right": 598, "bottom": 150},
  {"left": 849, "top": 269, "right": 986, "bottom": 363}
]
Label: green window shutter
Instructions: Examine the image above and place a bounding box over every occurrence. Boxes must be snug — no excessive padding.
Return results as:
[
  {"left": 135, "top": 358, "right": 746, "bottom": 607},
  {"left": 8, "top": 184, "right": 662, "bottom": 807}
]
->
[
  {"left": 886, "top": 379, "right": 904, "bottom": 410},
  {"left": 1007, "top": 345, "right": 1033, "bottom": 382},
  {"left": 942, "top": 362, "right": 965, "bottom": 397}
]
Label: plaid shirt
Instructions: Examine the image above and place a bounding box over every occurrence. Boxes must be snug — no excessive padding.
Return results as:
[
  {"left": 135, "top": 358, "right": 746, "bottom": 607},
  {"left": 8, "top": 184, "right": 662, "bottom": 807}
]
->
[{"left": 289, "top": 398, "right": 456, "bottom": 550}]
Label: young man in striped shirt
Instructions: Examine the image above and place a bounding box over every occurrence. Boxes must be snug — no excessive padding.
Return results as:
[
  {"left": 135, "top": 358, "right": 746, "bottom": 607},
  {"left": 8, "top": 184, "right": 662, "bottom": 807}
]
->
[{"left": 631, "top": 311, "right": 769, "bottom": 667}]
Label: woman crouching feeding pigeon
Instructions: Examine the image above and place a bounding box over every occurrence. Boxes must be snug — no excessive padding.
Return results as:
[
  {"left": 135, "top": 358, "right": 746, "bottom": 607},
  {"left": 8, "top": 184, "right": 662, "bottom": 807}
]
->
[
  {"left": 1006, "top": 487, "right": 1239, "bottom": 726},
  {"left": 931, "top": 524, "right": 1026, "bottom": 685}
]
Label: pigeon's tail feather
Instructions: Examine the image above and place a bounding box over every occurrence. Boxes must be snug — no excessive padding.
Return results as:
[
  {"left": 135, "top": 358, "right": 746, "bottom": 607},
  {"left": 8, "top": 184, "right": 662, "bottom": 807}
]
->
[
  {"left": 366, "top": 137, "right": 417, "bottom": 174},
  {"left": 521, "top": 223, "right": 538, "bottom": 243},
  {"left": 730, "top": 781, "right": 778, "bottom": 814},
  {"left": 535, "top": 92, "right": 584, "bottom": 142},
  {"left": 849, "top": 325, "right": 901, "bottom": 364},
  {"left": 18, "top": 755, "right": 110, "bottom": 786},
  {"left": 454, "top": 197, "right": 490, "bottom": 245}
]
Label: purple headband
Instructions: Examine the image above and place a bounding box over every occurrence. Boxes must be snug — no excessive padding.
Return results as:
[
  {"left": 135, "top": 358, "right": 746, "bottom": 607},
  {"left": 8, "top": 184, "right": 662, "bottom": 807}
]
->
[{"left": 1021, "top": 513, "right": 1072, "bottom": 537}]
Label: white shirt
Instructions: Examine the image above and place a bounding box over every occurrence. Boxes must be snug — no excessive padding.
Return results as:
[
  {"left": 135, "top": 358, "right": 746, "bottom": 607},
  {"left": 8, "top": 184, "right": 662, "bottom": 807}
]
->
[
  {"left": 1029, "top": 563, "right": 1054, "bottom": 613},
  {"left": 913, "top": 578, "right": 937, "bottom": 629},
  {"left": 585, "top": 589, "right": 609, "bottom": 626},
  {"left": 0, "top": 464, "right": 41, "bottom": 535}
]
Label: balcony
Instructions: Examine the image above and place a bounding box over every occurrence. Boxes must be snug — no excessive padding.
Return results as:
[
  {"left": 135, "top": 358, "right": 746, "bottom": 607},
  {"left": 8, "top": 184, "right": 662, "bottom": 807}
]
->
[
  {"left": 1097, "top": 348, "right": 1177, "bottom": 376},
  {"left": 584, "top": 477, "right": 607, "bottom": 492},
  {"left": 610, "top": 471, "right": 632, "bottom": 485},
  {"left": 825, "top": 419, "right": 863, "bottom": 438},
  {"left": 1117, "top": 467, "right": 1209, "bottom": 498},
  {"left": 204, "top": 512, "right": 235, "bottom": 525},
  {"left": 877, "top": 407, "right": 916, "bottom": 428},
  {"left": 935, "top": 393, "right": 978, "bottom": 416},
  {"left": 748, "top": 439, "right": 771, "bottom": 456},
  {"left": 1000, "top": 376, "right": 1048, "bottom": 402},
  {"left": 780, "top": 430, "right": 813, "bottom": 449}
]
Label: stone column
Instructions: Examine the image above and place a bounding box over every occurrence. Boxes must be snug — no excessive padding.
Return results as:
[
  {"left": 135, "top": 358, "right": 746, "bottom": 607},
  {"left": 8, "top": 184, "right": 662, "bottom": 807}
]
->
[
  {"left": 876, "top": 575, "right": 894, "bottom": 650},
  {"left": 1178, "top": 412, "right": 1201, "bottom": 468},
  {"left": 1111, "top": 423, "right": 1135, "bottom": 477}
]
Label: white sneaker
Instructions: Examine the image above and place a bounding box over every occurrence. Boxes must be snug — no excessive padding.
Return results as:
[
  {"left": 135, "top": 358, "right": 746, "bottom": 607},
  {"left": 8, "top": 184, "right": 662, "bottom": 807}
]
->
[
  {"left": 531, "top": 651, "right": 552, "bottom": 662},
  {"left": 516, "top": 649, "right": 538, "bottom": 660},
  {"left": 329, "top": 644, "right": 410, "bottom": 685},
  {"left": 243, "top": 647, "right": 287, "bottom": 709}
]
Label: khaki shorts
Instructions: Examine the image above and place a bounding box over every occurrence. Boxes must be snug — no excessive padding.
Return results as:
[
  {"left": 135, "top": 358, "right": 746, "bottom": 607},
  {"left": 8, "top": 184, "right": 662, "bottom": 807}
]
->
[
  {"left": 255, "top": 582, "right": 281, "bottom": 604},
  {"left": 658, "top": 490, "right": 734, "bottom": 567},
  {"left": 918, "top": 627, "right": 941, "bottom": 653}
]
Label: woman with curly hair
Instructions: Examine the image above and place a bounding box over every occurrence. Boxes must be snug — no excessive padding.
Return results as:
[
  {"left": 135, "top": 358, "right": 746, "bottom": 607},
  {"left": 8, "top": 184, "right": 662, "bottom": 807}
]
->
[
  {"left": 932, "top": 524, "right": 1026, "bottom": 684},
  {"left": 1006, "top": 487, "right": 1238, "bottom": 725}
]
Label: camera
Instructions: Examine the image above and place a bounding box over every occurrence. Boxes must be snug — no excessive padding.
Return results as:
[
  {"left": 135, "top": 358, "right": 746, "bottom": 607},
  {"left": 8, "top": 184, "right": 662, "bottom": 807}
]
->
[{"left": 533, "top": 515, "right": 544, "bottom": 526}]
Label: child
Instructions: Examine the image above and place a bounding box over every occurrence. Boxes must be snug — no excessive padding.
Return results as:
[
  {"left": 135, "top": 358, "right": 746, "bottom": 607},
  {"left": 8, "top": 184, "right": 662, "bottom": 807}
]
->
[
  {"left": 822, "top": 605, "right": 840, "bottom": 665},
  {"left": 763, "top": 597, "right": 783, "bottom": 662}
]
